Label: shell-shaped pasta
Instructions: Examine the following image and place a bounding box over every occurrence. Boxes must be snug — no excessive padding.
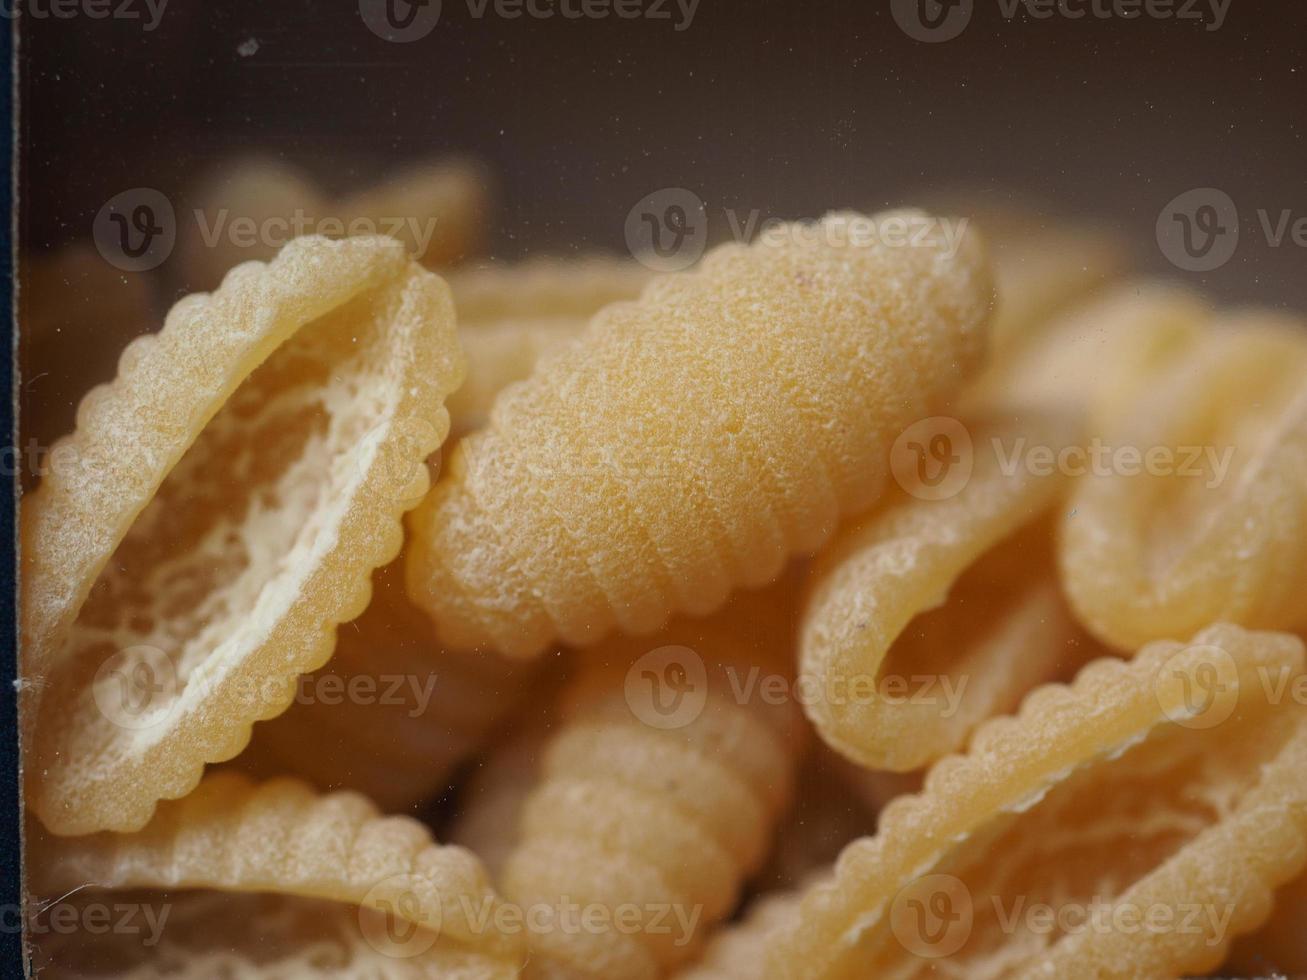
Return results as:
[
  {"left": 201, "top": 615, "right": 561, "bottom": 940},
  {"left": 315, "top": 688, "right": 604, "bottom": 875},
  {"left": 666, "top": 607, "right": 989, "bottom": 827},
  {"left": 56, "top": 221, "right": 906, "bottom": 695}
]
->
[
  {"left": 1225, "top": 863, "right": 1307, "bottom": 976},
  {"left": 966, "top": 280, "right": 1210, "bottom": 431},
  {"left": 177, "top": 156, "right": 487, "bottom": 291},
  {"left": 800, "top": 412, "right": 1082, "bottom": 771},
  {"left": 767, "top": 624, "right": 1307, "bottom": 979},
  {"left": 29, "top": 890, "right": 519, "bottom": 980},
  {"left": 29, "top": 772, "right": 525, "bottom": 975},
  {"left": 237, "top": 558, "right": 533, "bottom": 812},
  {"left": 499, "top": 580, "right": 805, "bottom": 979},
  {"left": 408, "top": 209, "right": 994, "bottom": 658},
  {"left": 672, "top": 880, "right": 814, "bottom": 980},
  {"left": 446, "top": 257, "right": 654, "bottom": 438},
  {"left": 20, "top": 243, "right": 157, "bottom": 462},
  {"left": 24, "top": 237, "right": 464, "bottom": 835},
  {"left": 449, "top": 256, "right": 653, "bottom": 326},
  {"left": 1059, "top": 319, "right": 1307, "bottom": 650}
]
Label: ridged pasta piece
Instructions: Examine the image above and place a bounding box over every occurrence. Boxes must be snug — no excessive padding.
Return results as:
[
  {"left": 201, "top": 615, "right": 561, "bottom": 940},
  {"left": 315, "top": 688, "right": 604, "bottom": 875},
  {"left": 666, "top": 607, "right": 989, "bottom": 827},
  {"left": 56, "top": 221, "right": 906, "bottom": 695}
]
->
[
  {"left": 800, "top": 412, "right": 1082, "bottom": 771},
  {"left": 499, "top": 579, "right": 805, "bottom": 979},
  {"left": 965, "top": 280, "right": 1210, "bottom": 431},
  {"left": 236, "top": 557, "right": 533, "bottom": 812},
  {"left": 23, "top": 236, "right": 464, "bottom": 835},
  {"left": 29, "top": 890, "right": 519, "bottom": 980},
  {"left": 450, "top": 256, "right": 653, "bottom": 325},
  {"left": 920, "top": 197, "right": 1125, "bottom": 359},
  {"left": 767, "top": 624, "right": 1307, "bottom": 979},
  {"left": 672, "top": 879, "right": 815, "bottom": 980},
  {"left": 178, "top": 156, "right": 487, "bottom": 290},
  {"left": 29, "top": 772, "right": 524, "bottom": 976},
  {"left": 19, "top": 243, "right": 157, "bottom": 463},
  {"left": 1224, "top": 864, "right": 1307, "bottom": 976},
  {"left": 1059, "top": 318, "right": 1307, "bottom": 651},
  {"left": 408, "top": 209, "right": 994, "bottom": 658}
]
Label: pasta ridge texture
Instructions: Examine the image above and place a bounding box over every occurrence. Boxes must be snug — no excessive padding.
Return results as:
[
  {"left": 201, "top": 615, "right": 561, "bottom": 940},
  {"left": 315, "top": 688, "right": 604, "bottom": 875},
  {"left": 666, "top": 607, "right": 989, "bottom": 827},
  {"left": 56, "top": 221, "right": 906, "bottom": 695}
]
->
[
  {"left": 408, "top": 209, "right": 994, "bottom": 657},
  {"left": 769, "top": 624, "right": 1307, "bottom": 979}
]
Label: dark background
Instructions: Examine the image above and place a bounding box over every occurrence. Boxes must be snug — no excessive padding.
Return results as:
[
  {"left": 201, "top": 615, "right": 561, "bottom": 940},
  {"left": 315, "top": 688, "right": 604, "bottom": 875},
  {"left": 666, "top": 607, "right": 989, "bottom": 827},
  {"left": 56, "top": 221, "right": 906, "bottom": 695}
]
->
[{"left": 18, "top": 0, "right": 1307, "bottom": 305}]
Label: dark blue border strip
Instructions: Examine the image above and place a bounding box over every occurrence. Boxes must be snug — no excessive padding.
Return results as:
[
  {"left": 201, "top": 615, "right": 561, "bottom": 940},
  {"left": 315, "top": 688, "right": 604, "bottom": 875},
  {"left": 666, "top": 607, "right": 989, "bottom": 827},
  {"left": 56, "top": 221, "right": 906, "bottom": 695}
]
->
[{"left": 3, "top": 11, "right": 20, "bottom": 977}]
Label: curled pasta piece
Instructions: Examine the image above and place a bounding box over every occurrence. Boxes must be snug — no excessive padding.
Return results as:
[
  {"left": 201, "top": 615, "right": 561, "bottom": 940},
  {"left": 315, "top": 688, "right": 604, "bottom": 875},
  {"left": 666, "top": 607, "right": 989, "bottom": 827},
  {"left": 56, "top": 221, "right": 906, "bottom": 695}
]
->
[
  {"left": 800, "top": 412, "right": 1082, "bottom": 771},
  {"left": 672, "top": 879, "right": 816, "bottom": 980},
  {"left": 966, "top": 280, "right": 1210, "bottom": 431},
  {"left": 445, "top": 256, "right": 653, "bottom": 438},
  {"left": 28, "top": 772, "right": 524, "bottom": 977},
  {"left": 1225, "top": 864, "right": 1307, "bottom": 976},
  {"left": 28, "top": 891, "right": 519, "bottom": 980},
  {"left": 237, "top": 557, "right": 534, "bottom": 812},
  {"left": 450, "top": 255, "right": 653, "bottom": 325},
  {"left": 767, "top": 624, "right": 1307, "bottom": 979},
  {"left": 177, "top": 156, "right": 488, "bottom": 290},
  {"left": 23, "top": 236, "right": 463, "bottom": 834},
  {"left": 408, "top": 209, "right": 994, "bottom": 658},
  {"left": 498, "top": 579, "right": 804, "bottom": 979},
  {"left": 20, "top": 244, "right": 156, "bottom": 461},
  {"left": 1060, "top": 319, "right": 1307, "bottom": 651}
]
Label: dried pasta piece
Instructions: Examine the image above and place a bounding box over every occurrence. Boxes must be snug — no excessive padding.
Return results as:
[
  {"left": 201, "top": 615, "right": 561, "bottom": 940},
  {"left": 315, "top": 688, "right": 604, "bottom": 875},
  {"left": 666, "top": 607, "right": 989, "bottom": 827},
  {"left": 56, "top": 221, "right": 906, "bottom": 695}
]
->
[
  {"left": 409, "top": 209, "right": 994, "bottom": 657},
  {"left": 23, "top": 235, "right": 463, "bottom": 835},
  {"left": 29, "top": 890, "right": 519, "bottom": 980},
  {"left": 1060, "top": 318, "right": 1307, "bottom": 651},
  {"left": 767, "top": 624, "right": 1307, "bottom": 979},
  {"left": 449, "top": 255, "right": 653, "bottom": 325},
  {"left": 921, "top": 196, "right": 1125, "bottom": 358},
  {"left": 499, "top": 579, "right": 805, "bottom": 979},
  {"left": 800, "top": 412, "right": 1082, "bottom": 771},
  {"left": 965, "top": 280, "right": 1210, "bottom": 431},
  {"left": 672, "top": 879, "right": 815, "bottom": 980},
  {"left": 19, "top": 244, "right": 156, "bottom": 464},
  {"left": 449, "top": 317, "right": 588, "bottom": 439},
  {"left": 178, "top": 157, "right": 487, "bottom": 290},
  {"left": 237, "top": 557, "right": 533, "bottom": 813},
  {"left": 335, "top": 158, "right": 489, "bottom": 269},
  {"left": 1225, "top": 865, "right": 1307, "bottom": 976},
  {"left": 28, "top": 772, "right": 524, "bottom": 976},
  {"left": 446, "top": 257, "right": 653, "bottom": 437}
]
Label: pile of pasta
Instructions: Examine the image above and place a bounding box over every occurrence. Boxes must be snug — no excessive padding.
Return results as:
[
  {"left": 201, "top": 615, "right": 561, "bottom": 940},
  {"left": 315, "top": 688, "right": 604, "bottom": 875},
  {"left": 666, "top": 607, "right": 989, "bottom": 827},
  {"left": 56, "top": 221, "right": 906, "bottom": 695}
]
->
[{"left": 20, "top": 162, "right": 1307, "bottom": 980}]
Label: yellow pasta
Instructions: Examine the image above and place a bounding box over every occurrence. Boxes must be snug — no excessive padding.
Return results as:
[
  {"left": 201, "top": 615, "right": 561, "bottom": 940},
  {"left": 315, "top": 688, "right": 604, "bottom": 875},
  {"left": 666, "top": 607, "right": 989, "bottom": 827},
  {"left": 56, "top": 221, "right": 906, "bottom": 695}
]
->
[
  {"left": 672, "top": 879, "right": 814, "bottom": 980},
  {"left": 19, "top": 244, "right": 156, "bottom": 461},
  {"left": 23, "top": 236, "right": 463, "bottom": 835},
  {"left": 445, "top": 257, "right": 654, "bottom": 438},
  {"left": 449, "top": 255, "right": 653, "bottom": 325},
  {"left": 965, "top": 280, "right": 1210, "bottom": 431},
  {"left": 28, "top": 772, "right": 524, "bottom": 977},
  {"left": 1225, "top": 864, "right": 1307, "bottom": 976},
  {"left": 178, "top": 156, "right": 487, "bottom": 290},
  {"left": 499, "top": 578, "right": 804, "bottom": 979},
  {"left": 1060, "top": 318, "right": 1307, "bottom": 651},
  {"left": 237, "top": 557, "right": 533, "bottom": 812},
  {"left": 768, "top": 624, "right": 1307, "bottom": 979},
  {"left": 800, "top": 412, "right": 1082, "bottom": 771},
  {"left": 29, "top": 891, "right": 518, "bottom": 979},
  {"left": 408, "top": 209, "right": 994, "bottom": 658}
]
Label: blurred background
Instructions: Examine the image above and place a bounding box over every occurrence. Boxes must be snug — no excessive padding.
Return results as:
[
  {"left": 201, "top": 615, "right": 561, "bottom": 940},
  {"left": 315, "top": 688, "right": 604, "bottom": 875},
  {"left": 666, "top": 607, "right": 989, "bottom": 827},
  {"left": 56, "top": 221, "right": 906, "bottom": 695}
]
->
[{"left": 17, "top": 1, "right": 1307, "bottom": 449}]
